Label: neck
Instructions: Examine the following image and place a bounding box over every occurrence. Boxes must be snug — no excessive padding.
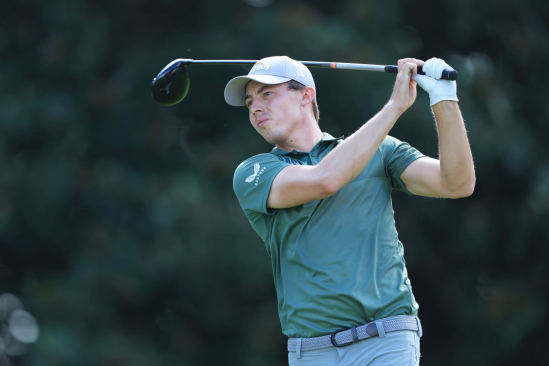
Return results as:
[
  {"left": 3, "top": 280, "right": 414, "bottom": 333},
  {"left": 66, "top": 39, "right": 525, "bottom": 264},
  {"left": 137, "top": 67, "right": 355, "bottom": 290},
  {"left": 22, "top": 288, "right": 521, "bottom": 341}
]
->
[{"left": 275, "top": 121, "right": 324, "bottom": 152}]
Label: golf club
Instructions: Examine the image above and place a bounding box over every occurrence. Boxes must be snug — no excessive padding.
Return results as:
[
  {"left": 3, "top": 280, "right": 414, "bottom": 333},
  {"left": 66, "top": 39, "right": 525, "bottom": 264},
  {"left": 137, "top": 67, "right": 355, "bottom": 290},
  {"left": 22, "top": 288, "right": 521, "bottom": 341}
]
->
[{"left": 151, "top": 59, "right": 459, "bottom": 106}]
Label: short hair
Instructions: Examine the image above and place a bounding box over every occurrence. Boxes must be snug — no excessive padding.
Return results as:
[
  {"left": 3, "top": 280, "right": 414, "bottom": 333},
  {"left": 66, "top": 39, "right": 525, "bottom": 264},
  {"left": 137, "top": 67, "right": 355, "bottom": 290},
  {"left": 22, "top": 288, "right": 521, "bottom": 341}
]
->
[{"left": 286, "top": 80, "right": 320, "bottom": 123}]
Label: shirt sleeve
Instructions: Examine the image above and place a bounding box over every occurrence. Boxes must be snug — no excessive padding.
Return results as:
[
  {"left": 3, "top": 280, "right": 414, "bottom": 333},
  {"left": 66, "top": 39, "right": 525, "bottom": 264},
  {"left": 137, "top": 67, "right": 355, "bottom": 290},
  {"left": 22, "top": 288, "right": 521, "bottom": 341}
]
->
[
  {"left": 381, "top": 135, "right": 426, "bottom": 194},
  {"left": 233, "top": 153, "right": 291, "bottom": 215}
]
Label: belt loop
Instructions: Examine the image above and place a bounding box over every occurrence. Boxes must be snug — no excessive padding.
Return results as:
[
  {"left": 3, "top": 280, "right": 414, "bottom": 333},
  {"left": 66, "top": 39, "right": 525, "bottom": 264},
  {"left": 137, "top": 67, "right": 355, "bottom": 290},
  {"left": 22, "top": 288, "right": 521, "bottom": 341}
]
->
[
  {"left": 351, "top": 325, "right": 359, "bottom": 342},
  {"left": 296, "top": 338, "right": 302, "bottom": 359},
  {"left": 416, "top": 317, "right": 423, "bottom": 338},
  {"left": 375, "top": 321, "right": 386, "bottom": 338}
]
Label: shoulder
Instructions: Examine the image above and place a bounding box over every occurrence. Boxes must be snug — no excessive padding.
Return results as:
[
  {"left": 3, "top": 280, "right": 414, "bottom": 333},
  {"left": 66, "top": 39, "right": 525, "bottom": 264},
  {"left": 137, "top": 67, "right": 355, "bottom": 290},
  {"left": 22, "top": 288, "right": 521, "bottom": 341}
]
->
[
  {"left": 236, "top": 153, "right": 283, "bottom": 166},
  {"left": 233, "top": 153, "right": 291, "bottom": 215},
  {"left": 234, "top": 153, "right": 282, "bottom": 177},
  {"left": 381, "top": 135, "right": 405, "bottom": 148},
  {"left": 233, "top": 153, "right": 289, "bottom": 194},
  {"left": 378, "top": 135, "right": 404, "bottom": 161}
]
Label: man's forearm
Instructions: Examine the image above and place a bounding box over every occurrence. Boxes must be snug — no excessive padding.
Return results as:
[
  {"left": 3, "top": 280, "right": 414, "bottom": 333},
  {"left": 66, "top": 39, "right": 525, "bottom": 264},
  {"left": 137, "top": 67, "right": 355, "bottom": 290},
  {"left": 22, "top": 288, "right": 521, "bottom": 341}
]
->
[
  {"left": 316, "top": 103, "right": 403, "bottom": 192},
  {"left": 433, "top": 101, "right": 476, "bottom": 194}
]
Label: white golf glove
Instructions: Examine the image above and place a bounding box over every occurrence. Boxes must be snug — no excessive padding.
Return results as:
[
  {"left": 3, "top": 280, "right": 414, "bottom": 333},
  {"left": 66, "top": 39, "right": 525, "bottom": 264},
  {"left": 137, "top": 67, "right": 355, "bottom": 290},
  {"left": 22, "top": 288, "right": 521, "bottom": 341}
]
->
[{"left": 412, "top": 58, "right": 458, "bottom": 106}]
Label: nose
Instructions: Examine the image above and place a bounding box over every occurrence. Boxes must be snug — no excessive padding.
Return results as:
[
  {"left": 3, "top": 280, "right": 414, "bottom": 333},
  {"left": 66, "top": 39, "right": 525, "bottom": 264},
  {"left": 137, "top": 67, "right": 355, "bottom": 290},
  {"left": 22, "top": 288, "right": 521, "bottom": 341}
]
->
[{"left": 251, "top": 100, "right": 264, "bottom": 114}]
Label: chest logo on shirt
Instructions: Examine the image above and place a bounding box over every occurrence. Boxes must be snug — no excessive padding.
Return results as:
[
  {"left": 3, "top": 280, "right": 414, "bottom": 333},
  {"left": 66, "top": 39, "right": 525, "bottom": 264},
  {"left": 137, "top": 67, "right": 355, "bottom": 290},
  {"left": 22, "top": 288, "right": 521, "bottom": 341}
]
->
[{"left": 245, "top": 163, "right": 266, "bottom": 185}]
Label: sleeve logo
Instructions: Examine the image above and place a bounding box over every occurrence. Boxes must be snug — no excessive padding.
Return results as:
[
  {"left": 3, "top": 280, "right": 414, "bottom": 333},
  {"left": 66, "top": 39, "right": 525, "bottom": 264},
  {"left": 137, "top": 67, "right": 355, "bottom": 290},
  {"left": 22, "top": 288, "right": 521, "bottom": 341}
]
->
[
  {"left": 245, "top": 163, "right": 267, "bottom": 185},
  {"left": 245, "top": 163, "right": 260, "bottom": 183}
]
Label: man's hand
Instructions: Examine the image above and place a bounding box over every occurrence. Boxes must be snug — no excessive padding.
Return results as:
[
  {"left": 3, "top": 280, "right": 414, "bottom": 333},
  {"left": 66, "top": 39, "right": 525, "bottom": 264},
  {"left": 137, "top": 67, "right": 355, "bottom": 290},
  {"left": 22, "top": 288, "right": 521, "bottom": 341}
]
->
[
  {"left": 413, "top": 58, "right": 459, "bottom": 106},
  {"left": 388, "top": 58, "right": 425, "bottom": 113}
]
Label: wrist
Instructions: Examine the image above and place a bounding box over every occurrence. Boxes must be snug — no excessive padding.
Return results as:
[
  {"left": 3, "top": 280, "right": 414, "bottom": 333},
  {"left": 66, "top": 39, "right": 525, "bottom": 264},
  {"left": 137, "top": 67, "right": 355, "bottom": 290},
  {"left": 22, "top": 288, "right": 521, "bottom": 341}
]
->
[
  {"left": 431, "top": 100, "right": 459, "bottom": 115},
  {"left": 428, "top": 80, "right": 458, "bottom": 106},
  {"left": 432, "top": 100, "right": 458, "bottom": 107},
  {"left": 383, "top": 101, "right": 406, "bottom": 118},
  {"left": 430, "top": 95, "right": 459, "bottom": 106}
]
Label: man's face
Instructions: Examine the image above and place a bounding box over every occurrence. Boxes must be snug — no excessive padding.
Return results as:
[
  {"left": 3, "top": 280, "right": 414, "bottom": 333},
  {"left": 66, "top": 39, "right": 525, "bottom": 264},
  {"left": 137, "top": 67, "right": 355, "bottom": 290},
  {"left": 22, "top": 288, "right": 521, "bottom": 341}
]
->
[{"left": 244, "top": 81, "right": 304, "bottom": 145}]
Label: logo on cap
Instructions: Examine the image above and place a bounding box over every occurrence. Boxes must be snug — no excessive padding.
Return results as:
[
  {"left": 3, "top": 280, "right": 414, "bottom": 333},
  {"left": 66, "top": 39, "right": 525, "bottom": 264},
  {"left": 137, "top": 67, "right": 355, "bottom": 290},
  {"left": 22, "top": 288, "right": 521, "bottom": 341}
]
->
[{"left": 251, "top": 62, "right": 270, "bottom": 73}]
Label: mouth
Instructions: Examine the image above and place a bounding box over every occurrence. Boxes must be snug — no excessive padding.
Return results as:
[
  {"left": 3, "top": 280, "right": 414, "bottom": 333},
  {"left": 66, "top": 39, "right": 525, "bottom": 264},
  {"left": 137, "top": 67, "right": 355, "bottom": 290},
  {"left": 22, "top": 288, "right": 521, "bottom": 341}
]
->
[{"left": 257, "top": 118, "right": 269, "bottom": 127}]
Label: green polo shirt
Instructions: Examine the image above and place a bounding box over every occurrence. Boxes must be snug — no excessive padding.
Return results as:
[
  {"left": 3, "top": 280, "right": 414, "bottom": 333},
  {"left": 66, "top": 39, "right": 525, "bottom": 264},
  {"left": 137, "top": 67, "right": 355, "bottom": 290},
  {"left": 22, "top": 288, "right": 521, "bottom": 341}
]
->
[{"left": 233, "top": 132, "right": 425, "bottom": 338}]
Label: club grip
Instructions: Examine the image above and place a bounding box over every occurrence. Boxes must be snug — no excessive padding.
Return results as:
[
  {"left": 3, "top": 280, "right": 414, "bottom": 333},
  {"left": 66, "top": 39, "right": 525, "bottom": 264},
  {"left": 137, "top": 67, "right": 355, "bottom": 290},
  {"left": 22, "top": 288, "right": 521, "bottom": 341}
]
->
[
  {"left": 440, "top": 69, "right": 458, "bottom": 80},
  {"left": 384, "top": 65, "right": 458, "bottom": 80}
]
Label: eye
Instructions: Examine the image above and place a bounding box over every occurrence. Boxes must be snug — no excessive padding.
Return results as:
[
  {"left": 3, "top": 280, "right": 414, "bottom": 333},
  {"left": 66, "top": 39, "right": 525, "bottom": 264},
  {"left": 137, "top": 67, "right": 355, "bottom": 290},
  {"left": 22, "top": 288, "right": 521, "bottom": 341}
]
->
[
  {"left": 264, "top": 91, "right": 272, "bottom": 97},
  {"left": 247, "top": 100, "right": 252, "bottom": 107}
]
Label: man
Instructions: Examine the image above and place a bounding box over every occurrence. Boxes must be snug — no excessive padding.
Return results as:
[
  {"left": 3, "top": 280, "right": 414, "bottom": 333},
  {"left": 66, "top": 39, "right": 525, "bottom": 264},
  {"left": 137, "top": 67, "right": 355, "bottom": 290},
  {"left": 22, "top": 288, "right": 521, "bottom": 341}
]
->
[{"left": 225, "top": 56, "right": 475, "bottom": 365}]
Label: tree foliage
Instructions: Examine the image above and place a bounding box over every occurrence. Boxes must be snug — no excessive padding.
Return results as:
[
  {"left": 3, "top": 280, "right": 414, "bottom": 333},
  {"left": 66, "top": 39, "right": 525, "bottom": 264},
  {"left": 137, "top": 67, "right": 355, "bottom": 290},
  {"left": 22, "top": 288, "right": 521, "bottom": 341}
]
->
[{"left": 0, "top": 0, "right": 547, "bottom": 365}]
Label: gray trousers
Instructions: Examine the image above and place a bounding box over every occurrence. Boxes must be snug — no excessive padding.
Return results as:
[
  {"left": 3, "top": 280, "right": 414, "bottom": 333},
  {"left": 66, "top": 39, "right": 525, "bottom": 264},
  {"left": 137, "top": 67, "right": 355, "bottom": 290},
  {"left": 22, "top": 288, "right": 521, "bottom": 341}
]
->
[{"left": 288, "top": 329, "right": 421, "bottom": 366}]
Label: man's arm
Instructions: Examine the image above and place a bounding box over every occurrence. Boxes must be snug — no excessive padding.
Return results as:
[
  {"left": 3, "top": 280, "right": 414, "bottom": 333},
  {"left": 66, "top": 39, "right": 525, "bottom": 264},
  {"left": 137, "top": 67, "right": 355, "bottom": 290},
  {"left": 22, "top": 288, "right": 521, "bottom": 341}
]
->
[
  {"left": 267, "top": 61, "right": 421, "bottom": 209},
  {"left": 400, "top": 101, "right": 475, "bottom": 198}
]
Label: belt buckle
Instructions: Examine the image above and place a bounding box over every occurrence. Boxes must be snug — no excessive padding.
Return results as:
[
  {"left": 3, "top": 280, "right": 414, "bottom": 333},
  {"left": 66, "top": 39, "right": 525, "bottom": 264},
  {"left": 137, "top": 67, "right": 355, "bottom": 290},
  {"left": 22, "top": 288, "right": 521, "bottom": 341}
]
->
[{"left": 330, "top": 327, "right": 353, "bottom": 347}]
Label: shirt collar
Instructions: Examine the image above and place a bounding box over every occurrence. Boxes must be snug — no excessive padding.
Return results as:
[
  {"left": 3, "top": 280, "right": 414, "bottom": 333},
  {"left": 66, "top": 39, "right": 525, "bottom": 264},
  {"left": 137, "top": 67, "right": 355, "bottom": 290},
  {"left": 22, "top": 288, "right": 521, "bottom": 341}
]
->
[{"left": 271, "top": 132, "right": 344, "bottom": 155}]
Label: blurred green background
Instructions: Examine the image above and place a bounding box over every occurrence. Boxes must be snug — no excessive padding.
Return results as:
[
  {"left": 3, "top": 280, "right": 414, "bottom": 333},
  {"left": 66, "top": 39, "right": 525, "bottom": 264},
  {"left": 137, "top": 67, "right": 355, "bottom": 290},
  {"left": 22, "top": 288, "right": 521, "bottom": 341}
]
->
[{"left": 1, "top": 0, "right": 548, "bottom": 365}]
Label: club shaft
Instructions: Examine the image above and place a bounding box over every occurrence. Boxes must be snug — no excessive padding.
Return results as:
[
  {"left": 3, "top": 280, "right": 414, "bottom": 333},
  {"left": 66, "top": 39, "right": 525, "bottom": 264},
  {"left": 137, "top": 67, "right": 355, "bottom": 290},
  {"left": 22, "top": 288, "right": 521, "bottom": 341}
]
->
[
  {"left": 181, "top": 59, "right": 458, "bottom": 80},
  {"left": 185, "top": 59, "right": 386, "bottom": 71}
]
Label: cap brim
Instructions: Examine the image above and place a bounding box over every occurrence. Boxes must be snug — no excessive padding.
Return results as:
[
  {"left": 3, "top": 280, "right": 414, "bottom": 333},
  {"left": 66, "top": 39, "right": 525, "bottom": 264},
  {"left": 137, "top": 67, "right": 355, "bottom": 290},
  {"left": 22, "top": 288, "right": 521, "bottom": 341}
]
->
[{"left": 224, "top": 75, "right": 291, "bottom": 106}]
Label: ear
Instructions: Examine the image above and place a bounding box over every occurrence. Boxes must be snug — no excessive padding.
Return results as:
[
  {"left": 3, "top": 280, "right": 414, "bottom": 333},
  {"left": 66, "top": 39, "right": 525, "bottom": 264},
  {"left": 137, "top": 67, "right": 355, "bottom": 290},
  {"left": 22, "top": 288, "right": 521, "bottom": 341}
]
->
[{"left": 301, "top": 87, "right": 316, "bottom": 107}]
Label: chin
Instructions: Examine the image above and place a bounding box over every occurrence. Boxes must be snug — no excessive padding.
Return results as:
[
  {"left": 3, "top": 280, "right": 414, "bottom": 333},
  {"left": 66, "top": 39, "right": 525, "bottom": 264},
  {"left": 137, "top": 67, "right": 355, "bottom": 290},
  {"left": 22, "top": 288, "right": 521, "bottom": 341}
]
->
[
  {"left": 263, "top": 130, "right": 287, "bottom": 145},
  {"left": 259, "top": 119, "right": 299, "bottom": 145}
]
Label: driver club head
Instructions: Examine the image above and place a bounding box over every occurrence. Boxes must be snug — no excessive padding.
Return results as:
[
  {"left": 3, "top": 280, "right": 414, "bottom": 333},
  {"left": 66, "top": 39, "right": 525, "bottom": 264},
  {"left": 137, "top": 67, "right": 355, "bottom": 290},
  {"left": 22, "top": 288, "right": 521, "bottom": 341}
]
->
[{"left": 151, "top": 59, "right": 191, "bottom": 106}]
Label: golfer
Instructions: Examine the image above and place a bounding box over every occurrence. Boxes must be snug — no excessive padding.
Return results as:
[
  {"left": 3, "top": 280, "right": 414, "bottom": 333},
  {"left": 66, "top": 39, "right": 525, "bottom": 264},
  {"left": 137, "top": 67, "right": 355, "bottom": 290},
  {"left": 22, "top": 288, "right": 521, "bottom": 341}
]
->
[{"left": 226, "top": 56, "right": 475, "bottom": 365}]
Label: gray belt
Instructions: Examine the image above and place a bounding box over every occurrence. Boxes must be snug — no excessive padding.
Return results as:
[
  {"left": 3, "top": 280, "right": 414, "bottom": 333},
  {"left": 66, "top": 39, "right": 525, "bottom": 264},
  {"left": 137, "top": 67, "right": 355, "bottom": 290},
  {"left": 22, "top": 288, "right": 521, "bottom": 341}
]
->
[{"left": 288, "top": 316, "right": 422, "bottom": 353}]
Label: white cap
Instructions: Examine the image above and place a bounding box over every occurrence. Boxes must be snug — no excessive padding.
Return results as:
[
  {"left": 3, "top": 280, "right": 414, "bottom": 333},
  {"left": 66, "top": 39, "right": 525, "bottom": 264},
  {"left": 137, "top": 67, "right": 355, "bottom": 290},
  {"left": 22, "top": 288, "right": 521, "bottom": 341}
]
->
[{"left": 224, "top": 56, "right": 316, "bottom": 106}]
